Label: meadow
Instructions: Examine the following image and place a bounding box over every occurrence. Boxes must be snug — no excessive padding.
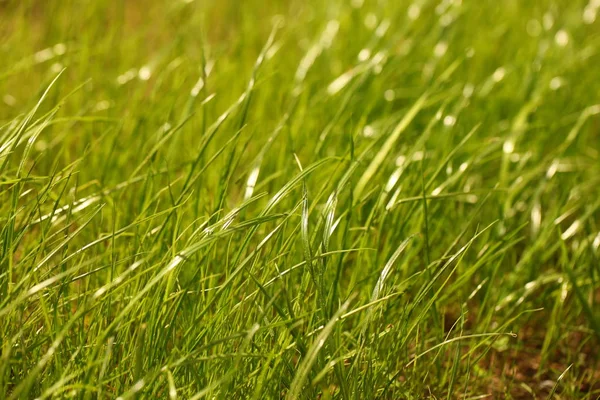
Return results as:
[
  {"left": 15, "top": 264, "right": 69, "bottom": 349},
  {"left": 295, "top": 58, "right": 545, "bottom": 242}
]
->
[{"left": 1, "top": 0, "right": 599, "bottom": 398}]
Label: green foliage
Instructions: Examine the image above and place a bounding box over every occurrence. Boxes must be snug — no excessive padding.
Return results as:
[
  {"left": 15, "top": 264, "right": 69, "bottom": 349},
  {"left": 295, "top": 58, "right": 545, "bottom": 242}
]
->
[{"left": 1, "top": 0, "right": 599, "bottom": 398}]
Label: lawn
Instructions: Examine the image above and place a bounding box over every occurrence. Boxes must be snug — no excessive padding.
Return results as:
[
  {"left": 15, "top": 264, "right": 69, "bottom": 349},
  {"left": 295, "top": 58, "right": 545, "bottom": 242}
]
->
[{"left": 1, "top": 0, "right": 599, "bottom": 398}]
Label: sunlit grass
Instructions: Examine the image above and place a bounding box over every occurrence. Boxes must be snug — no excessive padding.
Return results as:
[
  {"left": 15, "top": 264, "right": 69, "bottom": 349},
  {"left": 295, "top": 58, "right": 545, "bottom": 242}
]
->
[{"left": 1, "top": 0, "right": 599, "bottom": 398}]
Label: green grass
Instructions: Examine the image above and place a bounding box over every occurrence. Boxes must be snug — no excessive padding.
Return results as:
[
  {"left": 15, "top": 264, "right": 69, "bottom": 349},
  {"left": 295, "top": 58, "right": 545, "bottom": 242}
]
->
[{"left": 1, "top": 0, "right": 600, "bottom": 398}]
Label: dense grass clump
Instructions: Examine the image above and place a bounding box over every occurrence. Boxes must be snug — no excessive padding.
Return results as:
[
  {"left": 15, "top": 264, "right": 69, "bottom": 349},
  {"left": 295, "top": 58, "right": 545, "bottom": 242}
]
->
[{"left": 1, "top": 0, "right": 599, "bottom": 398}]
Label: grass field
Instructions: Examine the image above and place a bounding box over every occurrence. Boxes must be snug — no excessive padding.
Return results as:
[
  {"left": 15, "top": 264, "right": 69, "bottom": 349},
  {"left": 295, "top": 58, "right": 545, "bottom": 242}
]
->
[{"left": 1, "top": 0, "right": 600, "bottom": 398}]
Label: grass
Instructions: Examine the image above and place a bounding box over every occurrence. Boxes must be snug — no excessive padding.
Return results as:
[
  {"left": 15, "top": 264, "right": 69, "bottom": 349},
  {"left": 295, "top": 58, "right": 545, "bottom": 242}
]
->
[{"left": 1, "top": 0, "right": 599, "bottom": 398}]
